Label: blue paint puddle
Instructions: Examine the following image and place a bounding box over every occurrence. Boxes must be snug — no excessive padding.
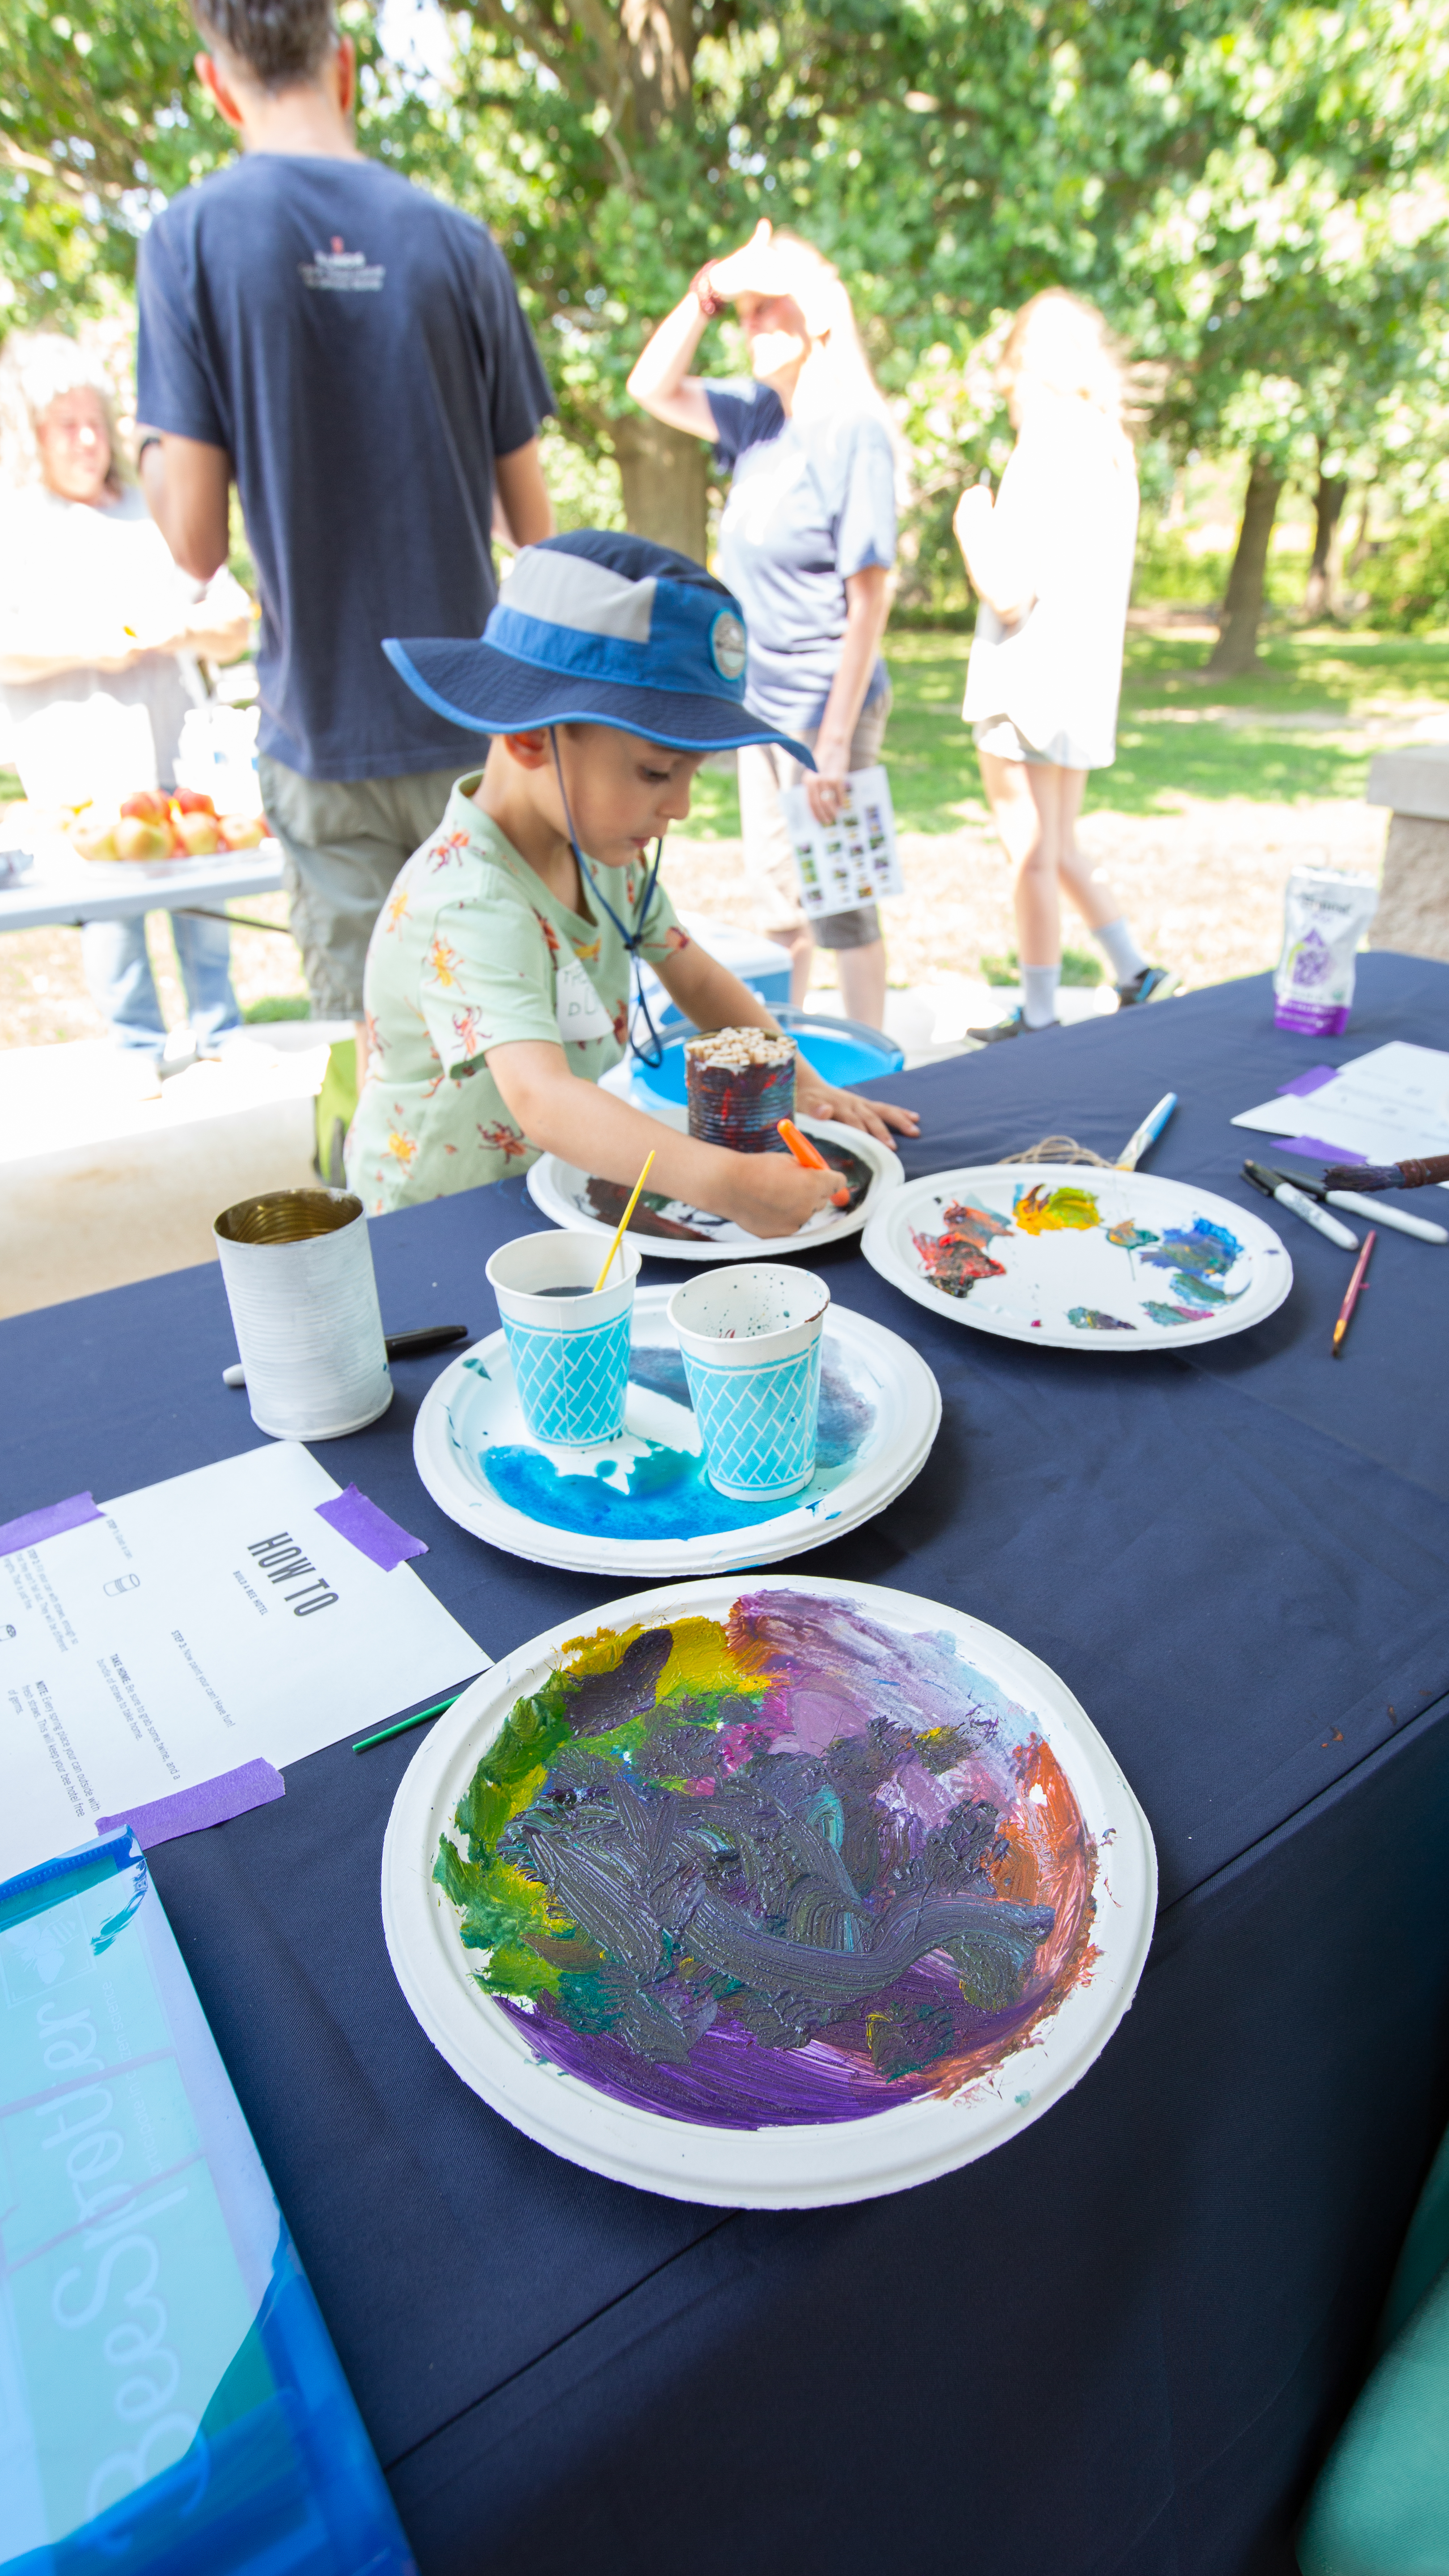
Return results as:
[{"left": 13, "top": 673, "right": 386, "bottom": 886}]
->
[
  {"left": 459, "top": 1336, "right": 876, "bottom": 1538},
  {"left": 482, "top": 1437, "right": 805, "bottom": 1539}
]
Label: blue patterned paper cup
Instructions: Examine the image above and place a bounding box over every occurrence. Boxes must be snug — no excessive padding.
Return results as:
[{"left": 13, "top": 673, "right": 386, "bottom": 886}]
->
[
  {"left": 487, "top": 1231, "right": 642, "bottom": 1448},
  {"left": 668, "top": 1264, "right": 829, "bottom": 1501}
]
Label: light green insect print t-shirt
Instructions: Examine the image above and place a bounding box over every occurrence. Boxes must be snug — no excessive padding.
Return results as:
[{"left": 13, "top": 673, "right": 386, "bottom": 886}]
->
[{"left": 346, "top": 775, "right": 685, "bottom": 1212}]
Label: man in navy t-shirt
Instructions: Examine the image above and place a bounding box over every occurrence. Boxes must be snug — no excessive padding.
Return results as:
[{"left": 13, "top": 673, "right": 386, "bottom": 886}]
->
[{"left": 136, "top": 0, "right": 555, "bottom": 1034}]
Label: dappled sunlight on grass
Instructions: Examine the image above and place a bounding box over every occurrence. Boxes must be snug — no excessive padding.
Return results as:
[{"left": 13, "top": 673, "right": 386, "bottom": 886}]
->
[{"left": 655, "top": 627, "right": 1449, "bottom": 846}]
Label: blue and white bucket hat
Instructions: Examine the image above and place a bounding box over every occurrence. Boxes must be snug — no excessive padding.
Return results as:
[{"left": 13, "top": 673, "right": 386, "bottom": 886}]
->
[{"left": 384, "top": 529, "right": 814, "bottom": 766}]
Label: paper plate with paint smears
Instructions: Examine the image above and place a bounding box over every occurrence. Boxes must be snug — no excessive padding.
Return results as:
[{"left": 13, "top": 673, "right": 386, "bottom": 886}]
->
[
  {"left": 411, "top": 1288, "right": 939, "bottom": 1577},
  {"left": 527, "top": 1116, "right": 902, "bottom": 1259},
  {"left": 863, "top": 1163, "right": 1292, "bottom": 1351},
  {"left": 381, "top": 1576, "right": 1157, "bottom": 2208}
]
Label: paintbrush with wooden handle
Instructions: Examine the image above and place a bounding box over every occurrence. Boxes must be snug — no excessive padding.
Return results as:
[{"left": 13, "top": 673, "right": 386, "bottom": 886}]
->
[{"left": 1321, "top": 1152, "right": 1449, "bottom": 1194}]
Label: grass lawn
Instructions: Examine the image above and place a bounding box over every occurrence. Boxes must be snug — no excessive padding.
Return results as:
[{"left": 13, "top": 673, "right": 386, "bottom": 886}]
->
[{"left": 676, "top": 626, "right": 1449, "bottom": 839}]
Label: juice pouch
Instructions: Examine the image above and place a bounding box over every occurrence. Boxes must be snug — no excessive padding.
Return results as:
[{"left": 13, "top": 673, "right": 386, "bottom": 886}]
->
[{"left": 1274, "top": 868, "right": 1379, "bottom": 1035}]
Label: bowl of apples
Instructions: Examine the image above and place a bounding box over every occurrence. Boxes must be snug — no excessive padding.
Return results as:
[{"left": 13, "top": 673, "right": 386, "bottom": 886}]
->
[{"left": 68, "top": 789, "right": 268, "bottom": 865}]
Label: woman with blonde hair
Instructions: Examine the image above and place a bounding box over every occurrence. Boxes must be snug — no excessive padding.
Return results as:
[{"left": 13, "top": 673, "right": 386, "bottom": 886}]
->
[
  {"left": 628, "top": 221, "right": 899, "bottom": 1026},
  {"left": 953, "top": 288, "right": 1174, "bottom": 1039},
  {"left": 0, "top": 332, "right": 251, "bottom": 1085}
]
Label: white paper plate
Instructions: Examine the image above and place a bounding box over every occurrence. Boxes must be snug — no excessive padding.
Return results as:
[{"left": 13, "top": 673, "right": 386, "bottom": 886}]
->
[
  {"left": 863, "top": 1163, "right": 1292, "bottom": 1351},
  {"left": 526, "top": 1116, "right": 902, "bottom": 1260},
  {"left": 382, "top": 1574, "right": 1157, "bottom": 2208},
  {"left": 412, "top": 1287, "right": 940, "bottom": 1576}
]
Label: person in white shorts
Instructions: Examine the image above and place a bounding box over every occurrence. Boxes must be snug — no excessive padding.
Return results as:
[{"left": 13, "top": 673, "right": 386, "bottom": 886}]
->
[{"left": 953, "top": 290, "right": 1175, "bottom": 1041}]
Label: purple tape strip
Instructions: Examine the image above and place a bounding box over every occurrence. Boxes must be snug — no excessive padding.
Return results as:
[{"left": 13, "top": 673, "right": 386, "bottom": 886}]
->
[
  {"left": 314, "top": 1485, "right": 427, "bottom": 1575},
  {"left": 0, "top": 1492, "right": 102, "bottom": 1557},
  {"left": 96, "top": 1757, "right": 284, "bottom": 1851},
  {"left": 1275, "top": 1064, "right": 1338, "bottom": 1098},
  {"left": 1272, "top": 1134, "right": 1368, "bottom": 1166}
]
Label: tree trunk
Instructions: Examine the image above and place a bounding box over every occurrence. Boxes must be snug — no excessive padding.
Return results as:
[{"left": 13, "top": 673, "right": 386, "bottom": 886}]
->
[
  {"left": 1305, "top": 468, "right": 1348, "bottom": 618},
  {"left": 1347, "top": 485, "right": 1376, "bottom": 579},
  {"left": 1206, "top": 455, "right": 1284, "bottom": 675},
  {"left": 613, "top": 410, "right": 710, "bottom": 563}
]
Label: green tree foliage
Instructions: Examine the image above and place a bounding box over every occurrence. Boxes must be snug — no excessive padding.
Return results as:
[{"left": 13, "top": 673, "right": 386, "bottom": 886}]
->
[
  {"left": 9, "top": 0, "right": 1449, "bottom": 622},
  {"left": 0, "top": 0, "right": 218, "bottom": 323}
]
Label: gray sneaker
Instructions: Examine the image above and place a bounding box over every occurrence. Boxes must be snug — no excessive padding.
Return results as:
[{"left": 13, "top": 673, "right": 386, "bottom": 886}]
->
[{"left": 965, "top": 1005, "right": 1061, "bottom": 1043}]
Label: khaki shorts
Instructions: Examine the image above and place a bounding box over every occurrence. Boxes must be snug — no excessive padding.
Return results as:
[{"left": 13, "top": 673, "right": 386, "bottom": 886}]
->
[
  {"left": 736, "top": 686, "right": 891, "bottom": 953},
  {"left": 258, "top": 754, "right": 468, "bottom": 1021}
]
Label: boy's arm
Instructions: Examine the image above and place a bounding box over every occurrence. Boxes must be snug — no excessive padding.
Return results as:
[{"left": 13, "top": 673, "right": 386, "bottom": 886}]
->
[
  {"left": 487, "top": 1041, "right": 841, "bottom": 1238},
  {"left": 654, "top": 941, "right": 920, "bottom": 1143}
]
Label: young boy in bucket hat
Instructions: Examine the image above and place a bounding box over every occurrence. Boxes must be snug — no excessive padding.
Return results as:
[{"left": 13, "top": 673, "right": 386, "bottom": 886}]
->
[{"left": 347, "top": 530, "right": 917, "bottom": 1228}]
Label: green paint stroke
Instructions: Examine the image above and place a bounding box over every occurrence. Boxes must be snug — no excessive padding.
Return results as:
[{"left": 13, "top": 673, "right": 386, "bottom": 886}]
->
[{"left": 434, "top": 1667, "right": 593, "bottom": 2001}]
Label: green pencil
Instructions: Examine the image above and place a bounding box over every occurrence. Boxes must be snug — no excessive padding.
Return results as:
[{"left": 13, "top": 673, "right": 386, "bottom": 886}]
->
[{"left": 352, "top": 1691, "right": 463, "bottom": 1754}]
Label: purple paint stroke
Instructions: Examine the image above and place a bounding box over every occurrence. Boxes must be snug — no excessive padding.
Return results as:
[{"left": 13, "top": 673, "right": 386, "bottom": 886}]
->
[
  {"left": 1275, "top": 1065, "right": 1339, "bottom": 1097},
  {"left": 96, "top": 1757, "right": 284, "bottom": 1850},
  {"left": 314, "top": 1485, "right": 427, "bottom": 1573},
  {"left": 500, "top": 1944, "right": 1054, "bottom": 2130},
  {"left": 0, "top": 1492, "right": 102, "bottom": 1556},
  {"left": 462, "top": 1586, "right": 1097, "bottom": 2128},
  {"left": 1271, "top": 1135, "right": 1368, "bottom": 1166}
]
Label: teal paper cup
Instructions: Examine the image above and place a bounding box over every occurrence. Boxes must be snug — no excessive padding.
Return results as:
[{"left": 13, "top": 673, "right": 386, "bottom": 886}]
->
[
  {"left": 668, "top": 1263, "right": 829, "bottom": 1500},
  {"left": 487, "top": 1231, "right": 641, "bottom": 1447}
]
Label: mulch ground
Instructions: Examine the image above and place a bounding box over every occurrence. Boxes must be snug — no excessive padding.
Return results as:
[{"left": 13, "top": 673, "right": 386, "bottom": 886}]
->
[{"left": 0, "top": 797, "right": 1385, "bottom": 1050}]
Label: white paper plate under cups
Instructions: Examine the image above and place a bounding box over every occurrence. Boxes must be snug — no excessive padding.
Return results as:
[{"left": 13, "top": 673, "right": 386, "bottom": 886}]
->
[{"left": 214, "top": 1187, "right": 392, "bottom": 1440}]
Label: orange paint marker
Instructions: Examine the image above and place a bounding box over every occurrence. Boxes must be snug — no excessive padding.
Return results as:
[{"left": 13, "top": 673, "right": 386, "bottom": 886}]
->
[{"left": 778, "top": 1119, "right": 849, "bottom": 1208}]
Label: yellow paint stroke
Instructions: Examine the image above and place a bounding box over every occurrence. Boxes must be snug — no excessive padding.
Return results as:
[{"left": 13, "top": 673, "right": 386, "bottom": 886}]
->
[
  {"left": 1013, "top": 1183, "right": 1100, "bottom": 1237},
  {"left": 557, "top": 1611, "right": 761, "bottom": 1708}
]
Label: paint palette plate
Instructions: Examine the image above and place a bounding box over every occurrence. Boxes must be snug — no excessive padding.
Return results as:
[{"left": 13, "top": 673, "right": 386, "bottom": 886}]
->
[
  {"left": 527, "top": 1116, "right": 902, "bottom": 1259},
  {"left": 863, "top": 1163, "right": 1292, "bottom": 1350},
  {"left": 411, "top": 1288, "right": 940, "bottom": 1576},
  {"left": 382, "top": 1575, "right": 1157, "bottom": 2208}
]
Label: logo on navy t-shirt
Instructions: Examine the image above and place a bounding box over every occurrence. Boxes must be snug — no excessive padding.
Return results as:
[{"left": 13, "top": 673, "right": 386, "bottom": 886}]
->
[{"left": 298, "top": 235, "right": 386, "bottom": 292}]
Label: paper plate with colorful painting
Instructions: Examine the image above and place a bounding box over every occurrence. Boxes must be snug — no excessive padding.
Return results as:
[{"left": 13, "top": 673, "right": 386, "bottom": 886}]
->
[
  {"left": 863, "top": 1163, "right": 1292, "bottom": 1351},
  {"left": 526, "top": 1117, "right": 902, "bottom": 1259},
  {"left": 411, "top": 1288, "right": 940, "bottom": 1577},
  {"left": 381, "top": 1576, "right": 1157, "bottom": 2208}
]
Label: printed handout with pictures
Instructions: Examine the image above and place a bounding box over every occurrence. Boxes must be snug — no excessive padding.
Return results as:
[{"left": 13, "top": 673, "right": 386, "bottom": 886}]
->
[
  {"left": 779, "top": 763, "right": 905, "bottom": 921},
  {"left": 0, "top": 1443, "right": 486, "bottom": 1883}
]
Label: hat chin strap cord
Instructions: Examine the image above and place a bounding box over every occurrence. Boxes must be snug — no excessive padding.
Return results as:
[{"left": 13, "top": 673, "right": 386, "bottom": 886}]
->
[{"left": 548, "top": 728, "right": 666, "bottom": 1071}]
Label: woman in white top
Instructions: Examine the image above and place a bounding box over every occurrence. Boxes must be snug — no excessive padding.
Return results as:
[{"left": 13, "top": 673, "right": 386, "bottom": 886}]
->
[
  {"left": 0, "top": 334, "right": 250, "bottom": 1084},
  {"left": 953, "top": 291, "right": 1174, "bottom": 1040}
]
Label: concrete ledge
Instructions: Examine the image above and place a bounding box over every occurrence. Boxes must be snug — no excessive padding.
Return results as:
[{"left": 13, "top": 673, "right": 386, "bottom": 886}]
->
[
  {"left": 1371, "top": 813, "right": 1449, "bottom": 964},
  {"left": 0, "top": 1099, "right": 317, "bottom": 1319},
  {"left": 1366, "top": 744, "right": 1449, "bottom": 819}
]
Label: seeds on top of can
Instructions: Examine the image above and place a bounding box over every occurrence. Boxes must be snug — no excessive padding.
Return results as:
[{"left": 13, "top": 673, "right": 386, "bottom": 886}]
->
[{"left": 684, "top": 1027, "right": 796, "bottom": 1071}]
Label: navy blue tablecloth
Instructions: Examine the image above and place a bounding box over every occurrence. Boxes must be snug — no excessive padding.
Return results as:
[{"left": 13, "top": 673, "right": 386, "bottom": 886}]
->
[{"left": 4, "top": 952, "right": 1449, "bottom": 2576}]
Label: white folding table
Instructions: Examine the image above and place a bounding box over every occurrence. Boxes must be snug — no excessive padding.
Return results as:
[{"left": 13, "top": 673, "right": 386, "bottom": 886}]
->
[{"left": 0, "top": 839, "right": 287, "bottom": 935}]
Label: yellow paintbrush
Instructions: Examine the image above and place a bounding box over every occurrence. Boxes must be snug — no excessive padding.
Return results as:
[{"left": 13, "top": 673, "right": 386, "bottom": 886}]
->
[{"left": 592, "top": 1149, "right": 656, "bottom": 1292}]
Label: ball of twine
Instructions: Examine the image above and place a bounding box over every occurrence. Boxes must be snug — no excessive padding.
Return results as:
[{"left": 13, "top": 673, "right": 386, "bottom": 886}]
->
[{"left": 996, "top": 1135, "right": 1114, "bottom": 1167}]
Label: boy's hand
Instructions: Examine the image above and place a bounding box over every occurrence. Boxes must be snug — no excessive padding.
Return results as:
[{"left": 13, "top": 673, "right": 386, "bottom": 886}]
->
[
  {"left": 795, "top": 1060, "right": 920, "bottom": 1145},
  {"left": 720, "top": 1154, "right": 843, "bottom": 1239}
]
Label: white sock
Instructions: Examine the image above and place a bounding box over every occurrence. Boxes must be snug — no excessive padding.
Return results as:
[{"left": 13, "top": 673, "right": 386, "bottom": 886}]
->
[
  {"left": 1020, "top": 965, "right": 1060, "bottom": 1028},
  {"left": 1095, "top": 917, "right": 1147, "bottom": 983}
]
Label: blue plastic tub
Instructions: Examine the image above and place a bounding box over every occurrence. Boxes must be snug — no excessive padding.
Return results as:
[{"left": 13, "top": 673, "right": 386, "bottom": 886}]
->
[{"left": 632, "top": 1006, "right": 905, "bottom": 1110}]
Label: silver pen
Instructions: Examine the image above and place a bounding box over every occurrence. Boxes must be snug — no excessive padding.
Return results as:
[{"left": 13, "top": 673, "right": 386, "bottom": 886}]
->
[{"left": 1320, "top": 1188, "right": 1446, "bottom": 1245}]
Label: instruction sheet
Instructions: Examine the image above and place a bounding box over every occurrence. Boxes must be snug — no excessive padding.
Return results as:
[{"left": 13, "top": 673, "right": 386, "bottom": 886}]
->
[
  {"left": 779, "top": 762, "right": 904, "bottom": 921},
  {"left": 0, "top": 1443, "right": 484, "bottom": 1881},
  {"left": 1233, "top": 1040, "right": 1449, "bottom": 1178}
]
